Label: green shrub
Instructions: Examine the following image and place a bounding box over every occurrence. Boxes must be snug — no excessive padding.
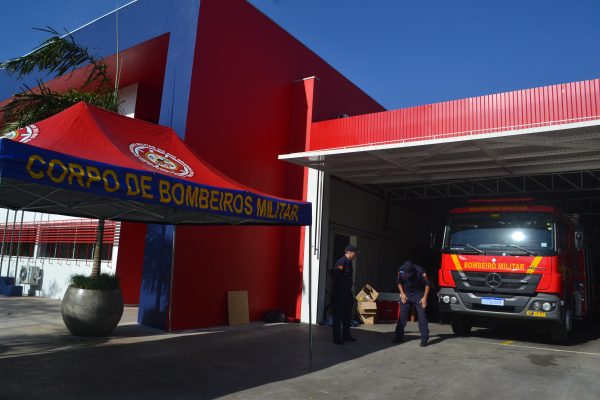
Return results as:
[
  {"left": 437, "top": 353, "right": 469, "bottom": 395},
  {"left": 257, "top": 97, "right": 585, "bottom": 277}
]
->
[{"left": 70, "top": 273, "right": 120, "bottom": 290}]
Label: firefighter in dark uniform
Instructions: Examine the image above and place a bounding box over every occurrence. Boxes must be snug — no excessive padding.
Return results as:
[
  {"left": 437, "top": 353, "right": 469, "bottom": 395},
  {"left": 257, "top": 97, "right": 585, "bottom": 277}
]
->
[
  {"left": 330, "top": 244, "right": 358, "bottom": 345},
  {"left": 393, "top": 260, "right": 432, "bottom": 347}
]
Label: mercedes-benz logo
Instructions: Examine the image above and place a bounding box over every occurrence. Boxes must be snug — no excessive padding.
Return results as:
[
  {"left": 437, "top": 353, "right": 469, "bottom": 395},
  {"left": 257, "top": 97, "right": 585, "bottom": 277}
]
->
[{"left": 487, "top": 273, "right": 502, "bottom": 288}]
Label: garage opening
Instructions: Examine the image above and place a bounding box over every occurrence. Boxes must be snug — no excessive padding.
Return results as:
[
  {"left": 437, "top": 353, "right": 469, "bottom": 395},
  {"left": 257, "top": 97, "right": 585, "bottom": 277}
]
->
[
  {"left": 314, "top": 169, "right": 600, "bottom": 337},
  {"left": 282, "top": 77, "right": 600, "bottom": 340}
]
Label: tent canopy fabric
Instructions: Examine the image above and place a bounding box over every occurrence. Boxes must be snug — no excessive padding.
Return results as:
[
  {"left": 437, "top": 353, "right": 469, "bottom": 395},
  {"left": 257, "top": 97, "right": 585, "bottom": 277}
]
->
[{"left": 0, "top": 102, "right": 311, "bottom": 225}]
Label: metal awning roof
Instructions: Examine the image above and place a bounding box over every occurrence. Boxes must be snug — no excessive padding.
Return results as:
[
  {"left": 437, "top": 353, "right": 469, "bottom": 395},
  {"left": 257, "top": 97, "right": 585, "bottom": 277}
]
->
[{"left": 280, "top": 119, "right": 600, "bottom": 185}]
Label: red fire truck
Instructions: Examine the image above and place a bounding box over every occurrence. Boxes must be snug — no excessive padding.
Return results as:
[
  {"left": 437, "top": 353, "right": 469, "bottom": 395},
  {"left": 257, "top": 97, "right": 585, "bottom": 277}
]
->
[{"left": 437, "top": 203, "right": 591, "bottom": 343}]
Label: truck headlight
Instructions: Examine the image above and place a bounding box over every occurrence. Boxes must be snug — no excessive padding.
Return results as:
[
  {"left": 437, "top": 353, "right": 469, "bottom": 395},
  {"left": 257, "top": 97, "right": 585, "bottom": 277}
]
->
[
  {"left": 542, "top": 302, "right": 552, "bottom": 312},
  {"left": 532, "top": 301, "right": 541, "bottom": 310},
  {"left": 442, "top": 295, "right": 450, "bottom": 304}
]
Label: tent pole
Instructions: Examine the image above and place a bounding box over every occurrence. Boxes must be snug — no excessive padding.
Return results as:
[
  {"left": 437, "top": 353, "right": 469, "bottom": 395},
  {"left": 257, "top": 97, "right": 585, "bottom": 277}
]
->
[
  {"left": 308, "top": 223, "right": 313, "bottom": 367},
  {"left": 0, "top": 210, "right": 9, "bottom": 276},
  {"left": 7, "top": 210, "right": 17, "bottom": 279},
  {"left": 14, "top": 211, "right": 25, "bottom": 282},
  {"left": 168, "top": 225, "right": 176, "bottom": 332}
]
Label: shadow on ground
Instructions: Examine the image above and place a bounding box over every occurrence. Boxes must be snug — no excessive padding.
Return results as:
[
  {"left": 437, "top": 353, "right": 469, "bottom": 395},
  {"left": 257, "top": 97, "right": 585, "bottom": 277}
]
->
[
  {"left": 0, "top": 297, "right": 153, "bottom": 358},
  {"left": 2, "top": 295, "right": 599, "bottom": 399},
  {"left": 0, "top": 322, "right": 421, "bottom": 399}
]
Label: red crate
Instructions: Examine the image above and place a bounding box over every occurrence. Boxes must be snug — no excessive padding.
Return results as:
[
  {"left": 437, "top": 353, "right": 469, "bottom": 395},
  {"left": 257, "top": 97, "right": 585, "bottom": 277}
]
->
[{"left": 376, "top": 300, "right": 399, "bottom": 321}]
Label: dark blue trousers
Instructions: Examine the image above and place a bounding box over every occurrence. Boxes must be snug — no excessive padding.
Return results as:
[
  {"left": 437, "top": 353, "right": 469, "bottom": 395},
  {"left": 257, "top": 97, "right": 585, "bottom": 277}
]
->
[
  {"left": 394, "top": 292, "right": 429, "bottom": 342},
  {"left": 332, "top": 288, "right": 353, "bottom": 341}
]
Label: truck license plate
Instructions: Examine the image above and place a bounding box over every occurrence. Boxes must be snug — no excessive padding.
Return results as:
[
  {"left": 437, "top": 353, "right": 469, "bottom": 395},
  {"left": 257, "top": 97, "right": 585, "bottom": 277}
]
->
[{"left": 481, "top": 297, "right": 504, "bottom": 306}]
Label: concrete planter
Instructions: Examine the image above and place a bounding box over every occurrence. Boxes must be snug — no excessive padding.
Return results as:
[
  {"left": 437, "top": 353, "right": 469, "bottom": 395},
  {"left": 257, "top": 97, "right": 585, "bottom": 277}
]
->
[{"left": 61, "top": 286, "right": 124, "bottom": 336}]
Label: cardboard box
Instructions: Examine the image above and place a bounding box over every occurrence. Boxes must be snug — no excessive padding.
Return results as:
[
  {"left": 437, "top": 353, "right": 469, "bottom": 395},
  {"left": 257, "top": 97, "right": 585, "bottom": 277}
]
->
[
  {"left": 355, "top": 284, "right": 379, "bottom": 324},
  {"left": 355, "top": 284, "right": 379, "bottom": 302},
  {"left": 357, "top": 301, "right": 377, "bottom": 314},
  {"left": 227, "top": 290, "right": 249, "bottom": 326},
  {"left": 360, "top": 313, "right": 377, "bottom": 325}
]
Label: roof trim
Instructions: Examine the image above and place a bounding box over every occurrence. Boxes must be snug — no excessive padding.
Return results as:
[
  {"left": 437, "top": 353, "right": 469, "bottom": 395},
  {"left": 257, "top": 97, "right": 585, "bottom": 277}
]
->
[{"left": 279, "top": 119, "right": 600, "bottom": 161}]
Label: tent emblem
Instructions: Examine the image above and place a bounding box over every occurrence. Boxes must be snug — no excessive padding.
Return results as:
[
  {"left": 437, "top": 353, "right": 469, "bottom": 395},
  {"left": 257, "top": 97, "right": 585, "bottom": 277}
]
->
[
  {"left": 1, "top": 125, "right": 39, "bottom": 143},
  {"left": 129, "top": 142, "right": 194, "bottom": 177}
]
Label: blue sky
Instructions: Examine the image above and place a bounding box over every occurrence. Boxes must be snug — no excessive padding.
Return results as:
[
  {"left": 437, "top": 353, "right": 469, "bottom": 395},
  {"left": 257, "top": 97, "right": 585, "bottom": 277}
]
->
[
  {"left": 0, "top": 1, "right": 132, "bottom": 59},
  {"left": 1, "top": 0, "right": 599, "bottom": 110}
]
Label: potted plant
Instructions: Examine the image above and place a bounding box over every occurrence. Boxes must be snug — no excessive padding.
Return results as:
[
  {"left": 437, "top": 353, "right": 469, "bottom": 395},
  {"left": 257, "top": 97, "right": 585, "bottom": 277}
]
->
[
  {"left": 61, "top": 219, "right": 124, "bottom": 336},
  {"left": 61, "top": 273, "right": 124, "bottom": 336}
]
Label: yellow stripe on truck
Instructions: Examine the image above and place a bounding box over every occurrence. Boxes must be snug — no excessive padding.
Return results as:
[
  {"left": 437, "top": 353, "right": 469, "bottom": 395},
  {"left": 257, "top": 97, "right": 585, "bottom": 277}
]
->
[
  {"left": 450, "top": 254, "right": 463, "bottom": 271},
  {"left": 526, "top": 256, "right": 542, "bottom": 274}
]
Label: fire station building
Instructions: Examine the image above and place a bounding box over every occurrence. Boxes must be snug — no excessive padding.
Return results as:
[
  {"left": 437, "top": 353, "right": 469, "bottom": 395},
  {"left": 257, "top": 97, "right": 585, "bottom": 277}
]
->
[{"left": 1, "top": 0, "right": 599, "bottom": 330}]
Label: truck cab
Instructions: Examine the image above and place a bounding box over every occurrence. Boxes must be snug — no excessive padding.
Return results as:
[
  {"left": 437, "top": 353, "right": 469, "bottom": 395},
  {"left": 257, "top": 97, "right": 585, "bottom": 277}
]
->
[{"left": 437, "top": 204, "right": 587, "bottom": 343}]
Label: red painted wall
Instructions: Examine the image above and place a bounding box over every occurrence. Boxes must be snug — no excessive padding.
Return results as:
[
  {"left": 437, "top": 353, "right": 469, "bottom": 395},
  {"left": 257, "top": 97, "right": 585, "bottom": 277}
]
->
[
  {"left": 310, "top": 78, "right": 600, "bottom": 150},
  {"left": 116, "top": 222, "right": 147, "bottom": 304},
  {"left": 170, "top": 0, "right": 384, "bottom": 329}
]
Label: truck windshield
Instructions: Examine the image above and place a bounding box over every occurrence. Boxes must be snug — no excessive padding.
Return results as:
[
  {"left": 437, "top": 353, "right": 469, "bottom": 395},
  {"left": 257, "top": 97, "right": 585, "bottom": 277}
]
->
[{"left": 444, "top": 212, "right": 554, "bottom": 255}]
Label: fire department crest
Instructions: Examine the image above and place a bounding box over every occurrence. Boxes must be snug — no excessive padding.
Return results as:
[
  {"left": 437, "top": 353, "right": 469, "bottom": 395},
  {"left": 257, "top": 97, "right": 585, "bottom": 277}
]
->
[
  {"left": 0, "top": 125, "right": 39, "bottom": 143},
  {"left": 129, "top": 143, "right": 194, "bottom": 177}
]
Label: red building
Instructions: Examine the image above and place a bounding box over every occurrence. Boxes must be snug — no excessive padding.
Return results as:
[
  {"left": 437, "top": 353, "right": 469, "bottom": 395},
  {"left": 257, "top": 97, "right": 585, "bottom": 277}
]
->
[{"left": 1, "top": 0, "right": 383, "bottom": 330}]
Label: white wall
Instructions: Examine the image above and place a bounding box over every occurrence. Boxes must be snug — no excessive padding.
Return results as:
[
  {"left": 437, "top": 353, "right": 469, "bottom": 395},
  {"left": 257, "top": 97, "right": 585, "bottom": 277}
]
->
[
  {"left": 119, "top": 83, "right": 138, "bottom": 117},
  {"left": 0, "top": 209, "right": 120, "bottom": 299},
  {"left": 327, "top": 177, "right": 431, "bottom": 291},
  {"left": 9, "top": 257, "right": 117, "bottom": 299},
  {"left": 301, "top": 168, "right": 325, "bottom": 324}
]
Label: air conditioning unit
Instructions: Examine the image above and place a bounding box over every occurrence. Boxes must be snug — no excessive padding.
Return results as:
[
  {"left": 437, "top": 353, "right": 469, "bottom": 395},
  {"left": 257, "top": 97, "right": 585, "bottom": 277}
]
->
[{"left": 19, "top": 266, "right": 43, "bottom": 286}]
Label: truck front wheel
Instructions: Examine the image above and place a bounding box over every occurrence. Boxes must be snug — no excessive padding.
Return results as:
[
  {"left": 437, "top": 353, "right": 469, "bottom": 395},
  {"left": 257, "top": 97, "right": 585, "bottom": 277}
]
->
[
  {"left": 451, "top": 317, "right": 472, "bottom": 336},
  {"left": 550, "top": 308, "right": 572, "bottom": 345}
]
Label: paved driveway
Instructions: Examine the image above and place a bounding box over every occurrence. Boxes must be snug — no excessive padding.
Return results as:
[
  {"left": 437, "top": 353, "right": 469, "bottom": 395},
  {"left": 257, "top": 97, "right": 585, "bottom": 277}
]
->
[{"left": 1, "top": 296, "right": 599, "bottom": 399}]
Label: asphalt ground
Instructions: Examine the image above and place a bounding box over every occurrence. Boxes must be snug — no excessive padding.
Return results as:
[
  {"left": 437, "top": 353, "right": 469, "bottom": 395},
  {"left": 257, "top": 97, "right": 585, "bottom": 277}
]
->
[{"left": 1, "top": 296, "right": 599, "bottom": 400}]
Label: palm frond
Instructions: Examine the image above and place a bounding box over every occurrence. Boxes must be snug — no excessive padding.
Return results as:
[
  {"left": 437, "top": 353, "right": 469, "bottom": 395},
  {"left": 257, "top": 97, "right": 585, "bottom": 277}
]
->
[
  {"left": 1, "top": 82, "right": 119, "bottom": 132},
  {"left": 0, "top": 27, "right": 120, "bottom": 132},
  {"left": 0, "top": 27, "right": 110, "bottom": 88}
]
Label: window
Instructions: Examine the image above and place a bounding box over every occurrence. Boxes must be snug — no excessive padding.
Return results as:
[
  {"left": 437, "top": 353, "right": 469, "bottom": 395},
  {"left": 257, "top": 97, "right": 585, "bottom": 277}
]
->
[
  {"left": 38, "top": 242, "right": 113, "bottom": 261},
  {"left": 1, "top": 219, "right": 118, "bottom": 262},
  {"left": 0, "top": 242, "right": 35, "bottom": 257},
  {"left": 444, "top": 212, "right": 555, "bottom": 255}
]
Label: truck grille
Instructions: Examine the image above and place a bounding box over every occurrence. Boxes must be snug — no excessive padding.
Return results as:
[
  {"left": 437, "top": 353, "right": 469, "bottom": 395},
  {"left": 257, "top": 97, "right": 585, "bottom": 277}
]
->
[
  {"left": 451, "top": 271, "right": 541, "bottom": 295},
  {"left": 470, "top": 304, "right": 523, "bottom": 313}
]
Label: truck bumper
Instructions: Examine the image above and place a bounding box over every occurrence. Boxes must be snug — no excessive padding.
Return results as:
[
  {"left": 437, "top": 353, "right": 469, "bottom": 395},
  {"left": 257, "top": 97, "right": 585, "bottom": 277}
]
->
[{"left": 438, "top": 288, "right": 563, "bottom": 322}]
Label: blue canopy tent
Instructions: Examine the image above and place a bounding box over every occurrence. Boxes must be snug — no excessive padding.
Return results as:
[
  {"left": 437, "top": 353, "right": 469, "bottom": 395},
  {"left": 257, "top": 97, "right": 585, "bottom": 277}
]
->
[{"left": 0, "top": 102, "right": 311, "bottom": 226}]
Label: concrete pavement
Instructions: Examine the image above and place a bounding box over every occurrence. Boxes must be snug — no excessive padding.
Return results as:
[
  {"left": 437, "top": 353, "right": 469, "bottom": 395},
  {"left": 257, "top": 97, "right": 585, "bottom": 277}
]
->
[{"left": 1, "top": 296, "right": 600, "bottom": 399}]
